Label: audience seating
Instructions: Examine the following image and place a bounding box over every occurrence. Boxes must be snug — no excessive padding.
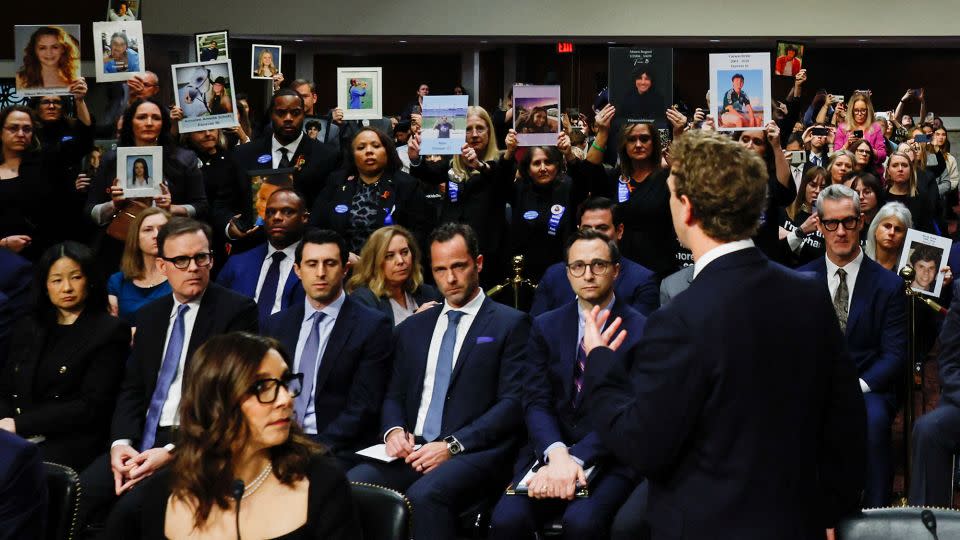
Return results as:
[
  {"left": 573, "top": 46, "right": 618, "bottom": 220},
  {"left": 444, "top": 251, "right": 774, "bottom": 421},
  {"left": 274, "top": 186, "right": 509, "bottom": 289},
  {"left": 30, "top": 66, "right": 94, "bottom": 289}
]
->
[
  {"left": 837, "top": 507, "right": 960, "bottom": 539},
  {"left": 350, "top": 482, "right": 413, "bottom": 540},
  {"left": 44, "top": 462, "right": 81, "bottom": 540}
]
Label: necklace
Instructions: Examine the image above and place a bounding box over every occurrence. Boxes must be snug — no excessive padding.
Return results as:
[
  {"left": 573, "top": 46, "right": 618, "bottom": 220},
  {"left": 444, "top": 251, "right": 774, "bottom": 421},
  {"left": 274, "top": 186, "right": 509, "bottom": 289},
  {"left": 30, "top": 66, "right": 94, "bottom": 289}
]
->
[{"left": 242, "top": 463, "right": 273, "bottom": 500}]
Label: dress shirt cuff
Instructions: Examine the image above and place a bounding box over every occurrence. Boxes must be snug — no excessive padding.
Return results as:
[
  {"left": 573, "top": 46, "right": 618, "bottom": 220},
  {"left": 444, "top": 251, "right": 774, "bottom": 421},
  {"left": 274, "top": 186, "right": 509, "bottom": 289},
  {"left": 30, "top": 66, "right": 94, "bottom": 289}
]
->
[
  {"left": 163, "top": 443, "right": 176, "bottom": 453},
  {"left": 859, "top": 378, "right": 871, "bottom": 393},
  {"left": 384, "top": 426, "right": 405, "bottom": 444},
  {"left": 180, "top": 204, "right": 197, "bottom": 218},
  {"left": 224, "top": 222, "right": 235, "bottom": 240},
  {"left": 111, "top": 439, "right": 134, "bottom": 449},
  {"left": 544, "top": 442, "right": 585, "bottom": 467},
  {"left": 787, "top": 229, "right": 804, "bottom": 252},
  {"left": 93, "top": 202, "right": 115, "bottom": 226}
]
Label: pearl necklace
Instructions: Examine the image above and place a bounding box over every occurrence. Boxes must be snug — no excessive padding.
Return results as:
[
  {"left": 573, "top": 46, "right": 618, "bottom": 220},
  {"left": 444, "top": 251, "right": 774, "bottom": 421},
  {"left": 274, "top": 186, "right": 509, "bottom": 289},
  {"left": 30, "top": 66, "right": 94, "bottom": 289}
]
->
[{"left": 242, "top": 463, "right": 273, "bottom": 500}]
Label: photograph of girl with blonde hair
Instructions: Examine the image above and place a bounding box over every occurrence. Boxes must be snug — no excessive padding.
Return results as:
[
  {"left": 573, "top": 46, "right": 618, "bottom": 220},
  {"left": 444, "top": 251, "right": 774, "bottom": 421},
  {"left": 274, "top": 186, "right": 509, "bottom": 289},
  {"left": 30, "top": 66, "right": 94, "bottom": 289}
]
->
[{"left": 251, "top": 45, "right": 281, "bottom": 79}]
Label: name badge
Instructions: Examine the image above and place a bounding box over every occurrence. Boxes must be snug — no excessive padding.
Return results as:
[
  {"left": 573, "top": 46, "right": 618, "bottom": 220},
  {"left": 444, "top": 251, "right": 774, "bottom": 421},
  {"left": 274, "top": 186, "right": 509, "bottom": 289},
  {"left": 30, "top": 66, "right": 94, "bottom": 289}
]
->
[
  {"left": 257, "top": 154, "right": 271, "bottom": 164},
  {"left": 523, "top": 210, "right": 539, "bottom": 221},
  {"left": 334, "top": 204, "right": 349, "bottom": 214},
  {"left": 61, "top": 135, "right": 73, "bottom": 142},
  {"left": 547, "top": 204, "right": 565, "bottom": 236},
  {"left": 617, "top": 176, "right": 630, "bottom": 203},
  {"left": 448, "top": 180, "right": 459, "bottom": 203}
]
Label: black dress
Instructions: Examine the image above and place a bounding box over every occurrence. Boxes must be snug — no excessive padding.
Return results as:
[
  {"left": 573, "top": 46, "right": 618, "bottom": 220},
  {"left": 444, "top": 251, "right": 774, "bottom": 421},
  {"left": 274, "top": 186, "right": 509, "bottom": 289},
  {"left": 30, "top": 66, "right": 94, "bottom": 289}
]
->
[
  {"left": 0, "top": 156, "right": 53, "bottom": 260},
  {"left": 138, "top": 455, "right": 361, "bottom": 539}
]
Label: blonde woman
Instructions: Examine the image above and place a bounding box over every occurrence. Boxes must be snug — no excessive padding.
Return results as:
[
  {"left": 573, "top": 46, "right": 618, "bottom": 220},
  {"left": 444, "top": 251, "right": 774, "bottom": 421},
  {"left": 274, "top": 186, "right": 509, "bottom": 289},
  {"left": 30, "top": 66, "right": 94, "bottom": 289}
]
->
[
  {"left": 347, "top": 225, "right": 439, "bottom": 325},
  {"left": 833, "top": 91, "right": 886, "bottom": 164},
  {"left": 107, "top": 207, "right": 172, "bottom": 322},
  {"left": 254, "top": 48, "right": 279, "bottom": 78}
]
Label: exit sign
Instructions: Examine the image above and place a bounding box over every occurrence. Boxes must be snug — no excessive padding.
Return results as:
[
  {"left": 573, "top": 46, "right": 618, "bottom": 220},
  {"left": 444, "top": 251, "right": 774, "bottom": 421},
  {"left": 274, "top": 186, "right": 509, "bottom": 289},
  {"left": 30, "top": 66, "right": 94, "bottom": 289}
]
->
[{"left": 557, "top": 42, "right": 574, "bottom": 54}]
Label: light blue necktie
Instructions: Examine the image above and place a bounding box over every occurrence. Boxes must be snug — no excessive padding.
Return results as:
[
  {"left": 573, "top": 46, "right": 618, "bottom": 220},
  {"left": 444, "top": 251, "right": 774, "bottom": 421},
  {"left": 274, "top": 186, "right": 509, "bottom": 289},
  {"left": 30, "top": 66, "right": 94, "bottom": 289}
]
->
[
  {"left": 422, "top": 310, "right": 464, "bottom": 441},
  {"left": 141, "top": 304, "right": 189, "bottom": 450},
  {"left": 295, "top": 311, "right": 326, "bottom": 423}
]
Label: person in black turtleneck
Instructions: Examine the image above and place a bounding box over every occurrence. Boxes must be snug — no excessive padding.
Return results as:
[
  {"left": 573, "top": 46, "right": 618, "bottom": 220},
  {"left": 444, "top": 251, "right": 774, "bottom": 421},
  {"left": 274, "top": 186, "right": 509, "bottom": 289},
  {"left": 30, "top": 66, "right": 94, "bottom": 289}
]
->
[{"left": 619, "top": 67, "right": 667, "bottom": 126}]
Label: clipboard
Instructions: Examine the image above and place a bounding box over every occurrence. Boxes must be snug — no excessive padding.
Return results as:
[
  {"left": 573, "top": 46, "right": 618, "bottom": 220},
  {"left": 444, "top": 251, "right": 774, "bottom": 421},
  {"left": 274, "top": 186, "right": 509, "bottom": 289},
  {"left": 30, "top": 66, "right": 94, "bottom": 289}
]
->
[{"left": 504, "top": 462, "right": 600, "bottom": 498}]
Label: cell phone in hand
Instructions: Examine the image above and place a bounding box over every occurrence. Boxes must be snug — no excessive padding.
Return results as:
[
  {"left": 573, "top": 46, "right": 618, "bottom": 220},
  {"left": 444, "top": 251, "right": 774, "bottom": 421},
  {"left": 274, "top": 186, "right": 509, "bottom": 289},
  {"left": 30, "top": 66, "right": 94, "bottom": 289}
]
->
[
  {"left": 657, "top": 128, "right": 671, "bottom": 147},
  {"left": 912, "top": 88, "right": 924, "bottom": 96},
  {"left": 567, "top": 108, "right": 579, "bottom": 118},
  {"left": 790, "top": 151, "right": 806, "bottom": 165},
  {"left": 853, "top": 130, "right": 864, "bottom": 138},
  {"left": 834, "top": 95, "right": 845, "bottom": 104},
  {"left": 812, "top": 127, "right": 829, "bottom": 136},
  {"left": 232, "top": 215, "right": 255, "bottom": 232},
  {"left": 914, "top": 134, "right": 931, "bottom": 143}
]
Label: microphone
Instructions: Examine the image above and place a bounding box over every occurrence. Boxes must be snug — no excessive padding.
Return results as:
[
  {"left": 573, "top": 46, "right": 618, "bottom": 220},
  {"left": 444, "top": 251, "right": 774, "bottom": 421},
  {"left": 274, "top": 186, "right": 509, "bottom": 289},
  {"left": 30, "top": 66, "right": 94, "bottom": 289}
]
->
[
  {"left": 231, "top": 479, "right": 244, "bottom": 540},
  {"left": 921, "top": 509, "right": 939, "bottom": 540}
]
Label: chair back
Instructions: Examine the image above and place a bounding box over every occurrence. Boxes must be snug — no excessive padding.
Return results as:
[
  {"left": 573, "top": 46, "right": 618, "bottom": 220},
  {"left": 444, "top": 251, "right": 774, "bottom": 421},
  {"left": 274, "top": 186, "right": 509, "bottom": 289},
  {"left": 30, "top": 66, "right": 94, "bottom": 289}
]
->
[
  {"left": 838, "top": 507, "right": 960, "bottom": 539},
  {"left": 350, "top": 482, "right": 412, "bottom": 540},
  {"left": 43, "top": 462, "right": 81, "bottom": 540}
]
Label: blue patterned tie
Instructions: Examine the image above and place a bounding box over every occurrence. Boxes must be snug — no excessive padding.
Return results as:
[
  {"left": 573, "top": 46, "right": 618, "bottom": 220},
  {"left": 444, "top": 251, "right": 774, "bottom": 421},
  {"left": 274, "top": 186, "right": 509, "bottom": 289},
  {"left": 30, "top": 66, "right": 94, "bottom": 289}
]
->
[
  {"left": 141, "top": 304, "right": 189, "bottom": 450},
  {"left": 572, "top": 338, "right": 587, "bottom": 408},
  {"left": 258, "top": 251, "right": 286, "bottom": 323},
  {"left": 422, "top": 310, "right": 464, "bottom": 441},
  {"left": 294, "top": 311, "right": 326, "bottom": 423}
]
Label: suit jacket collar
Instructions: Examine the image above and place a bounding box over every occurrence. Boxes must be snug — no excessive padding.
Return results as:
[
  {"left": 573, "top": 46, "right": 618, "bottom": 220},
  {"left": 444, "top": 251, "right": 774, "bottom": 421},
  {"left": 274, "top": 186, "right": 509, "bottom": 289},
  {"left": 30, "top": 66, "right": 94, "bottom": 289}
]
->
[
  {"left": 448, "top": 295, "right": 496, "bottom": 387},
  {"left": 806, "top": 255, "right": 876, "bottom": 335},
  {"left": 692, "top": 247, "right": 767, "bottom": 283},
  {"left": 314, "top": 295, "right": 357, "bottom": 393}
]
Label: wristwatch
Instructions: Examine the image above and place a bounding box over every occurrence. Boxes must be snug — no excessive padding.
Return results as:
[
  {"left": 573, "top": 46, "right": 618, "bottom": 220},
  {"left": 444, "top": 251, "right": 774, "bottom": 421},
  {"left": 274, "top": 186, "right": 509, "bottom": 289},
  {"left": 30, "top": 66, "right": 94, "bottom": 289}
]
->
[
  {"left": 794, "top": 228, "right": 807, "bottom": 239},
  {"left": 444, "top": 435, "right": 463, "bottom": 456}
]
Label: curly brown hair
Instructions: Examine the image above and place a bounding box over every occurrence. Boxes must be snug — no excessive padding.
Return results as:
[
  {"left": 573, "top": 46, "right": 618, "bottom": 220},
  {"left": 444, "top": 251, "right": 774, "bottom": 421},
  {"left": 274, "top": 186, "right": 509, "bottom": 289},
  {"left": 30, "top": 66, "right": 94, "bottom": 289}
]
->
[
  {"left": 670, "top": 130, "right": 768, "bottom": 242},
  {"left": 171, "top": 332, "right": 322, "bottom": 528}
]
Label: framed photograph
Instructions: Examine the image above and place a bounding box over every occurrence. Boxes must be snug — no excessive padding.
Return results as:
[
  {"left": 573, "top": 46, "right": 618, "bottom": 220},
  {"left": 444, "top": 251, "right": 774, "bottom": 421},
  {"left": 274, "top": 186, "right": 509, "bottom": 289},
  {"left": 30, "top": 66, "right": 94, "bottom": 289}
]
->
[
  {"left": 420, "top": 95, "right": 469, "bottom": 155},
  {"left": 14, "top": 25, "right": 82, "bottom": 97},
  {"left": 709, "top": 53, "right": 772, "bottom": 131},
  {"left": 774, "top": 41, "right": 805, "bottom": 77},
  {"left": 898, "top": 229, "right": 952, "bottom": 297},
  {"left": 195, "top": 30, "right": 228, "bottom": 62},
  {"left": 513, "top": 85, "right": 561, "bottom": 147},
  {"left": 608, "top": 47, "right": 673, "bottom": 129},
  {"left": 171, "top": 59, "right": 238, "bottom": 133},
  {"left": 303, "top": 116, "right": 330, "bottom": 144},
  {"left": 107, "top": 0, "right": 139, "bottom": 21},
  {"left": 337, "top": 67, "right": 382, "bottom": 120},
  {"left": 118, "top": 146, "right": 162, "bottom": 198},
  {"left": 248, "top": 168, "right": 295, "bottom": 226},
  {"left": 251, "top": 44, "right": 281, "bottom": 80},
  {"left": 92, "top": 21, "right": 144, "bottom": 83}
]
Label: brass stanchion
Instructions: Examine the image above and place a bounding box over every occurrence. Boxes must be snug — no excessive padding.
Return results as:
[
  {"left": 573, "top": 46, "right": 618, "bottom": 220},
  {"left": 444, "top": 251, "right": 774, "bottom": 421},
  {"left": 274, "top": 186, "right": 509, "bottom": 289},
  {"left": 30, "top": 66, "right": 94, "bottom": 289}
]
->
[{"left": 487, "top": 255, "right": 537, "bottom": 310}]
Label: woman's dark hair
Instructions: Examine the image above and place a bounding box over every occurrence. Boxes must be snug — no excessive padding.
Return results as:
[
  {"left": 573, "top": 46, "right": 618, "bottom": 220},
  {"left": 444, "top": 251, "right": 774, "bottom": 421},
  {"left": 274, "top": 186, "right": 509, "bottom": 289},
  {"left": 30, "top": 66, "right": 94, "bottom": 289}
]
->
[
  {"left": 617, "top": 122, "right": 663, "bottom": 178},
  {"left": 172, "top": 332, "right": 321, "bottom": 528},
  {"left": 33, "top": 241, "right": 108, "bottom": 324},
  {"left": 848, "top": 139, "right": 876, "bottom": 172},
  {"left": 735, "top": 129, "right": 777, "bottom": 177},
  {"left": 0, "top": 105, "right": 41, "bottom": 159},
  {"left": 518, "top": 145, "right": 564, "bottom": 184},
  {"left": 631, "top": 68, "right": 654, "bottom": 86},
  {"left": 120, "top": 98, "right": 174, "bottom": 148},
  {"left": 345, "top": 127, "right": 403, "bottom": 177},
  {"left": 786, "top": 166, "right": 827, "bottom": 221},
  {"left": 849, "top": 171, "right": 885, "bottom": 211},
  {"left": 132, "top": 157, "right": 149, "bottom": 179}
]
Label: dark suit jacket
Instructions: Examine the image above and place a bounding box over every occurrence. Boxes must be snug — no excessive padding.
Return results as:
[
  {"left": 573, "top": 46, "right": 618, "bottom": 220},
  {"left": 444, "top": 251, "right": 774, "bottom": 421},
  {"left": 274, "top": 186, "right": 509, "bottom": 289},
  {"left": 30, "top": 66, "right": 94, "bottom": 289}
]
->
[
  {"left": 0, "top": 311, "right": 130, "bottom": 470},
  {"left": 0, "top": 430, "right": 46, "bottom": 540},
  {"left": 523, "top": 298, "right": 645, "bottom": 480},
  {"left": 936, "top": 281, "right": 960, "bottom": 407},
  {"left": 798, "top": 255, "right": 907, "bottom": 395},
  {"left": 111, "top": 283, "right": 258, "bottom": 445},
  {"left": 381, "top": 296, "right": 530, "bottom": 468},
  {"left": 231, "top": 134, "right": 340, "bottom": 210},
  {"left": 0, "top": 250, "right": 32, "bottom": 363},
  {"left": 263, "top": 295, "right": 392, "bottom": 452},
  {"left": 584, "top": 248, "right": 866, "bottom": 538},
  {"left": 349, "top": 284, "right": 441, "bottom": 326},
  {"left": 530, "top": 258, "right": 659, "bottom": 317},
  {"left": 215, "top": 242, "right": 304, "bottom": 324}
]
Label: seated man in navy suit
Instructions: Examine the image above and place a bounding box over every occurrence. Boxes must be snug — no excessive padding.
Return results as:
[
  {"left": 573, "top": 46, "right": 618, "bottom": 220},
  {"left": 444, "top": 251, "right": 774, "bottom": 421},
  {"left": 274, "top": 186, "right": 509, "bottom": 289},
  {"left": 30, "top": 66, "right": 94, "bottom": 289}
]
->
[
  {"left": 347, "top": 223, "right": 530, "bottom": 540},
  {"left": 0, "top": 430, "right": 46, "bottom": 540},
  {"left": 489, "top": 229, "right": 646, "bottom": 540},
  {"left": 531, "top": 197, "right": 659, "bottom": 317},
  {"left": 582, "top": 131, "right": 866, "bottom": 540},
  {"left": 217, "top": 188, "right": 307, "bottom": 326},
  {"left": 262, "top": 228, "right": 392, "bottom": 466},
  {"left": 799, "top": 184, "right": 906, "bottom": 507}
]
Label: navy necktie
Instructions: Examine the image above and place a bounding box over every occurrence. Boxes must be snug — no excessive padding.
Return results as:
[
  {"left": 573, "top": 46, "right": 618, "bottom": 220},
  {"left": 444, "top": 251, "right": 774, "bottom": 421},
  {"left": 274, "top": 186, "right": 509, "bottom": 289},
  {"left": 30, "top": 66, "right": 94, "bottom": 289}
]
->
[
  {"left": 142, "top": 304, "right": 189, "bottom": 450},
  {"left": 295, "top": 311, "right": 326, "bottom": 423},
  {"left": 278, "top": 147, "right": 291, "bottom": 168},
  {"left": 422, "top": 310, "right": 464, "bottom": 441},
  {"left": 258, "top": 251, "right": 285, "bottom": 322}
]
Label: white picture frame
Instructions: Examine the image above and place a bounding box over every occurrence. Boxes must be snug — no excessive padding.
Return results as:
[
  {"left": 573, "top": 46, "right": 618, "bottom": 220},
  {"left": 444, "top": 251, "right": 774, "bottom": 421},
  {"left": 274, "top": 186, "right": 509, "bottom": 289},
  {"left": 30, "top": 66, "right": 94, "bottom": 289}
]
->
[
  {"left": 709, "top": 52, "right": 772, "bottom": 132},
  {"left": 14, "top": 24, "right": 82, "bottom": 97},
  {"left": 195, "top": 30, "right": 228, "bottom": 61},
  {"left": 171, "top": 59, "right": 239, "bottom": 134},
  {"left": 337, "top": 67, "right": 382, "bottom": 120},
  {"left": 92, "top": 21, "right": 145, "bottom": 83},
  {"left": 420, "top": 95, "right": 469, "bottom": 155},
  {"left": 118, "top": 146, "right": 162, "bottom": 198},
  {"left": 898, "top": 229, "right": 953, "bottom": 298},
  {"left": 513, "top": 85, "right": 561, "bottom": 147}
]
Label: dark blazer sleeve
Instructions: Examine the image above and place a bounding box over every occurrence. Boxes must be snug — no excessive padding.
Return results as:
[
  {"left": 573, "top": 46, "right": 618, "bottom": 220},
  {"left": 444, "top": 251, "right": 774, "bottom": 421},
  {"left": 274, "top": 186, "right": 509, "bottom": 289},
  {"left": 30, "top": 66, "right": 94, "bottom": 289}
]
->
[
  {"left": 380, "top": 328, "right": 409, "bottom": 435},
  {"left": 348, "top": 287, "right": 381, "bottom": 310},
  {"left": 168, "top": 148, "right": 209, "bottom": 219},
  {"left": 308, "top": 456, "right": 362, "bottom": 540},
  {"left": 625, "top": 265, "right": 661, "bottom": 317},
  {"left": 223, "top": 293, "right": 259, "bottom": 334},
  {"left": 858, "top": 276, "right": 907, "bottom": 393},
  {"left": 111, "top": 305, "right": 159, "bottom": 443},
  {"left": 409, "top": 156, "right": 451, "bottom": 186},
  {"left": 523, "top": 319, "right": 569, "bottom": 458},
  {"left": 0, "top": 432, "right": 46, "bottom": 540}
]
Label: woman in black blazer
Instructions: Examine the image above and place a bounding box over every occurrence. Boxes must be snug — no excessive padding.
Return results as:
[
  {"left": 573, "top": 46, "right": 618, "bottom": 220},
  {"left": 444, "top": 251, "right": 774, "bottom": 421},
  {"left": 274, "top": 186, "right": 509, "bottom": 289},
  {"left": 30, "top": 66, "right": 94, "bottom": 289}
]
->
[
  {"left": 0, "top": 242, "right": 130, "bottom": 471},
  {"left": 310, "top": 127, "right": 431, "bottom": 257},
  {"left": 347, "top": 225, "right": 440, "bottom": 325}
]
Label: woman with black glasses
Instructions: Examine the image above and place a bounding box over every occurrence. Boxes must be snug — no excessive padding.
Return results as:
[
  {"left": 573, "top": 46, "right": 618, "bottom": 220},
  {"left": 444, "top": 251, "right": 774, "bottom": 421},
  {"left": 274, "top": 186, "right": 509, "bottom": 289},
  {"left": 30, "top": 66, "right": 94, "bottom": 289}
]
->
[{"left": 135, "top": 332, "right": 361, "bottom": 539}]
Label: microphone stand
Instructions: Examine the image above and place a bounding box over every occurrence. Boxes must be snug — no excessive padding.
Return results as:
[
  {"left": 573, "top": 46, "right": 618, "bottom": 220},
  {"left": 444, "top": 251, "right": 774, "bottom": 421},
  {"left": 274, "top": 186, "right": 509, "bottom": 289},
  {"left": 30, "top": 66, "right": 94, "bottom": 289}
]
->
[
  {"left": 231, "top": 479, "right": 245, "bottom": 540},
  {"left": 486, "top": 255, "right": 537, "bottom": 310}
]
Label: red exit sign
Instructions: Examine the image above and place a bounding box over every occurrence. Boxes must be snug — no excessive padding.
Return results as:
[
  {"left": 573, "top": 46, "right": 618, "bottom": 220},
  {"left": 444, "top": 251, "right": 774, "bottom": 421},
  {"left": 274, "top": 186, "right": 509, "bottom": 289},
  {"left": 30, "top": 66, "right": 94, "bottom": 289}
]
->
[{"left": 557, "top": 42, "right": 575, "bottom": 54}]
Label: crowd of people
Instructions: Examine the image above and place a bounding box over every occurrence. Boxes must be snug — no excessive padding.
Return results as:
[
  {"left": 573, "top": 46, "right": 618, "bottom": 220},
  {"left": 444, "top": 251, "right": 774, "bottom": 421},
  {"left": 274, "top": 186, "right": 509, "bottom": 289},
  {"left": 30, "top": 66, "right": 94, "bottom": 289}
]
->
[{"left": 2, "top": 54, "right": 960, "bottom": 540}]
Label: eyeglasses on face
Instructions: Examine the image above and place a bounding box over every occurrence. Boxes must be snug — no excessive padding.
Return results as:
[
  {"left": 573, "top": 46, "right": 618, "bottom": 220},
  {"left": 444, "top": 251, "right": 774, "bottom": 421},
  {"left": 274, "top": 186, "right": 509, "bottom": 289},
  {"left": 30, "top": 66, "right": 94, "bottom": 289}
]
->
[
  {"left": 566, "top": 259, "right": 614, "bottom": 277},
  {"left": 162, "top": 252, "right": 213, "bottom": 269},
  {"left": 39, "top": 99, "right": 63, "bottom": 107},
  {"left": 626, "top": 134, "right": 653, "bottom": 144},
  {"left": 249, "top": 372, "right": 303, "bottom": 404},
  {"left": 821, "top": 215, "right": 860, "bottom": 231}
]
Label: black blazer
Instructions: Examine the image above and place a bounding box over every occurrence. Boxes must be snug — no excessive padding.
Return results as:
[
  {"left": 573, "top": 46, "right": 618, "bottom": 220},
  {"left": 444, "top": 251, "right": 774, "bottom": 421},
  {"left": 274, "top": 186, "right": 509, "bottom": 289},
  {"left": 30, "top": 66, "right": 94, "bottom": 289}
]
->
[
  {"left": 110, "top": 283, "right": 258, "bottom": 445},
  {"left": 0, "top": 310, "right": 130, "bottom": 470},
  {"left": 231, "top": 134, "right": 340, "bottom": 209},
  {"left": 584, "top": 248, "right": 867, "bottom": 538},
  {"left": 349, "top": 284, "right": 441, "bottom": 326},
  {"left": 262, "top": 295, "right": 393, "bottom": 452}
]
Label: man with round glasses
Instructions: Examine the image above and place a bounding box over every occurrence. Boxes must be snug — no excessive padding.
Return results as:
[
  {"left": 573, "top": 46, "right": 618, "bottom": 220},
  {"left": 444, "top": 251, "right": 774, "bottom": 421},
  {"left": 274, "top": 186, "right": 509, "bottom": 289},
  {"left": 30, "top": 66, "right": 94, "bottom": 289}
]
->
[{"left": 78, "top": 217, "right": 258, "bottom": 534}]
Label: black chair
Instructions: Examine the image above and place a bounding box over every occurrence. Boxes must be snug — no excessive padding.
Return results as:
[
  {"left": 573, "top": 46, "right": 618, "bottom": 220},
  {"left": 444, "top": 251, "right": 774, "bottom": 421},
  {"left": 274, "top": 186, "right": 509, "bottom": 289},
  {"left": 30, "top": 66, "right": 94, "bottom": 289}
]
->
[
  {"left": 43, "top": 462, "right": 81, "bottom": 540},
  {"left": 350, "top": 482, "right": 412, "bottom": 540},
  {"left": 837, "top": 506, "right": 960, "bottom": 539}
]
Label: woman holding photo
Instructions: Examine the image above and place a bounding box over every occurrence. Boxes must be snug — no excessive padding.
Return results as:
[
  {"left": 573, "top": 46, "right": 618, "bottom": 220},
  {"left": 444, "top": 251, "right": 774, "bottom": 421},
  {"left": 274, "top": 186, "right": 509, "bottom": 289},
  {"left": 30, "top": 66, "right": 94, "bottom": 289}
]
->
[
  {"left": 833, "top": 92, "right": 887, "bottom": 164},
  {"left": 0, "top": 105, "right": 52, "bottom": 260},
  {"left": 16, "top": 26, "right": 81, "bottom": 90},
  {"left": 254, "top": 49, "right": 279, "bottom": 78}
]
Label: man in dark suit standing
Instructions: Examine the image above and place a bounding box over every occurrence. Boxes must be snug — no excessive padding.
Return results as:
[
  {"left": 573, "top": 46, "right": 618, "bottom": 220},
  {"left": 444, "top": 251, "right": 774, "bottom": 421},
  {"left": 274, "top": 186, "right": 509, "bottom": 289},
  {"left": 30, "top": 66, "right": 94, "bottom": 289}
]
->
[
  {"left": 531, "top": 197, "right": 659, "bottom": 317},
  {"left": 798, "top": 184, "right": 906, "bottom": 507},
  {"left": 263, "top": 228, "right": 392, "bottom": 466},
  {"left": 347, "top": 223, "right": 530, "bottom": 540},
  {"left": 489, "top": 229, "right": 646, "bottom": 540},
  {"left": 0, "top": 430, "right": 46, "bottom": 540},
  {"left": 582, "top": 131, "right": 866, "bottom": 540},
  {"left": 77, "top": 218, "right": 259, "bottom": 533},
  {"left": 217, "top": 188, "right": 308, "bottom": 326}
]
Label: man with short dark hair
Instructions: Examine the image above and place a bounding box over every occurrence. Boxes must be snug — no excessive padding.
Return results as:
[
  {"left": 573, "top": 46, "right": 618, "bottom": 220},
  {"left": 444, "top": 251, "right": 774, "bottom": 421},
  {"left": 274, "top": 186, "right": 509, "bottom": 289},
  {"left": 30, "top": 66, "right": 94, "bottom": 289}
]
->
[
  {"left": 584, "top": 131, "right": 866, "bottom": 539},
  {"left": 531, "top": 197, "right": 658, "bottom": 316},
  {"left": 263, "top": 228, "right": 392, "bottom": 466},
  {"left": 799, "top": 183, "right": 906, "bottom": 507},
  {"left": 910, "top": 244, "right": 941, "bottom": 293},
  {"left": 78, "top": 217, "right": 258, "bottom": 533},
  {"left": 348, "top": 223, "right": 530, "bottom": 540}
]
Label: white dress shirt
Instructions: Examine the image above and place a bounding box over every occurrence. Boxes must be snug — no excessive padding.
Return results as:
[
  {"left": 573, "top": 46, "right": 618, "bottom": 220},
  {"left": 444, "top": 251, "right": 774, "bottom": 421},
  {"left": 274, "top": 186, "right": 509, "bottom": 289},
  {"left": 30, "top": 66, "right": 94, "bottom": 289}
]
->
[
  {"left": 693, "top": 239, "right": 756, "bottom": 279},
  {"left": 389, "top": 292, "right": 419, "bottom": 326},
  {"left": 158, "top": 296, "right": 203, "bottom": 427},
  {"left": 293, "top": 291, "right": 345, "bottom": 434},
  {"left": 823, "top": 250, "right": 870, "bottom": 393},
  {"left": 254, "top": 241, "right": 299, "bottom": 316},
  {"left": 271, "top": 132, "right": 303, "bottom": 169}
]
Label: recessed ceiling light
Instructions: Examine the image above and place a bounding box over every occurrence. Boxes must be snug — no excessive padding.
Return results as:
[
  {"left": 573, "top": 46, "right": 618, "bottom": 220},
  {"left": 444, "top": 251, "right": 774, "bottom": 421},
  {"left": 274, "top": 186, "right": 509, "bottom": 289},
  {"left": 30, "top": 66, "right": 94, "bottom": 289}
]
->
[
  {"left": 480, "top": 40, "right": 488, "bottom": 44},
  {"left": 399, "top": 40, "right": 407, "bottom": 43},
  {"left": 607, "top": 41, "right": 616, "bottom": 45},
  {"left": 709, "top": 39, "right": 720, "bottom": 43},
  {"left": 858, "top": 39, "right": 869, "bottom": 42},
  {"left": 294, "top": 39, "right": 304, "bottom": 42}
]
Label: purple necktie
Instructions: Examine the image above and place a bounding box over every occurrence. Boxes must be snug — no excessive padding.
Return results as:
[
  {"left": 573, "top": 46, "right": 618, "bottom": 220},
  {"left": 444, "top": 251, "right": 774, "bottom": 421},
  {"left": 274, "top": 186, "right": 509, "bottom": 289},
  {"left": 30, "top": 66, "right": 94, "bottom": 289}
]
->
[
  {"left": 572, "top": 338, "right": 587, "bottom": 407},
  {"left": 141, "top": 304, "right": 189, "bottom": 450}
]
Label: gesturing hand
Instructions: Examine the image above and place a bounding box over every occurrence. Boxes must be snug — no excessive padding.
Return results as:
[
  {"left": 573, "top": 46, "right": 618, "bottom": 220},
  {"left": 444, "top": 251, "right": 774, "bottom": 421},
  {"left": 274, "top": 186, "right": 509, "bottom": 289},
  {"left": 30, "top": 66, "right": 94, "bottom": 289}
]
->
[
  {"left": 581, "top": 305, "right": 627, "bottom": 355},
  {"left": 594, "top": 104, "right": 615, "bottom": 133}
]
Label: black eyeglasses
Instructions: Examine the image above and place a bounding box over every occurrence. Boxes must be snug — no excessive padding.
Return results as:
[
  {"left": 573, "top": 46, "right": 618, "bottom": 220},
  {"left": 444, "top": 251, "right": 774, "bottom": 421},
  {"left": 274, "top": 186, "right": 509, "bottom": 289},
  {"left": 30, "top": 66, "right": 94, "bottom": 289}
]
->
[
  {"left": 821, "top": 215, "right": 861, "bottom": 231},
  {"left": 162, "top": 252, "right": 213, "bottom": 269},
  {"left": 250, "top": 372, "right": 303, "bottom": 404},
  {"left": 39, "top": 99, "right": 63, "bottom": 107},
  {"left": 566, "top": 260, "right": 614, "bottom": 277},
  {"left": 626, "top": 134, "right": 652, "bottom": 144}
]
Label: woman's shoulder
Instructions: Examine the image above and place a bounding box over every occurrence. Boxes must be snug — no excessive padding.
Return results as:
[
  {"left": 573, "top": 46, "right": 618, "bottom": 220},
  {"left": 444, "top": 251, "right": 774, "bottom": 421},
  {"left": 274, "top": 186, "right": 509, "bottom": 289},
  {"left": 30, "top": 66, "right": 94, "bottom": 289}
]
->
[
  {"left": 306, "top": 453, "right": 350, "bottom": 495},
  {"left": 169, "top": 146, "right": 200, "bottom": 167},
  {"left": 107, "top": 271, "right": 125, "bottom": 291}
]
